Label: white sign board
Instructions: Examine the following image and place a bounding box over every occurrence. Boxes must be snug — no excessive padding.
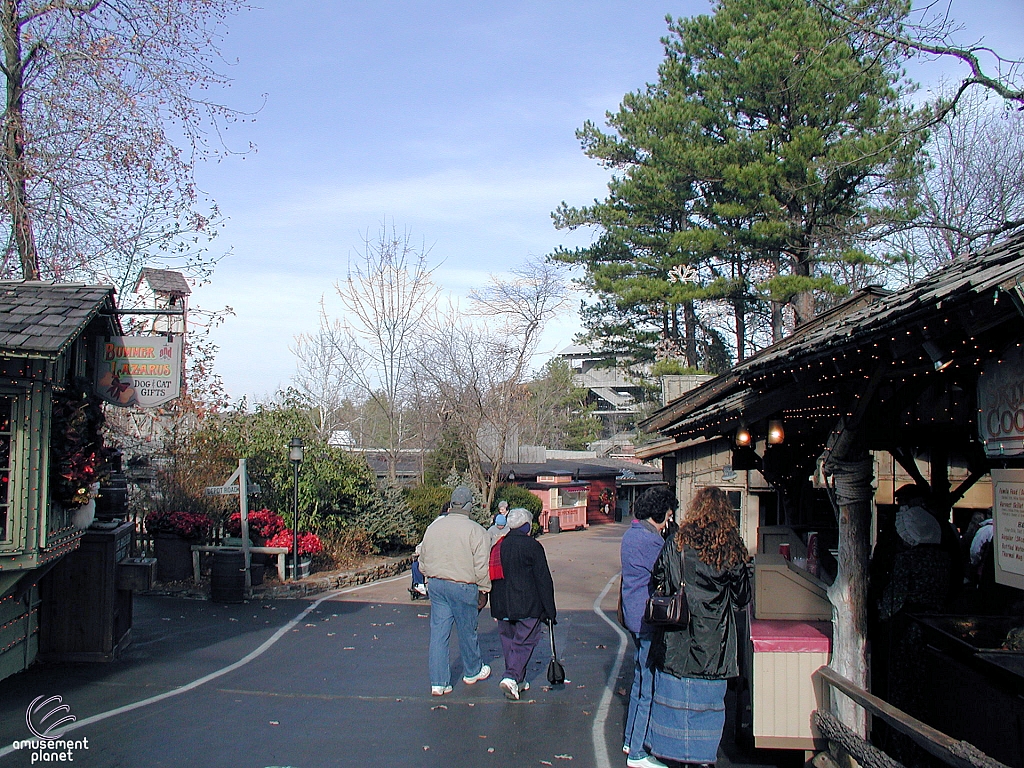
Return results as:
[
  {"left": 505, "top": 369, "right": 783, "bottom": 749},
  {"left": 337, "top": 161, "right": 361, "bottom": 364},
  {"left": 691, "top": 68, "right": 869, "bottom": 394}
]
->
[
  {"left": 95, "top": 336, "right": 183, "bottom": 408},
  {"left": 204, "top": 483, "right": 261, "bottom": 496},
  {"left": 989, "top": 469, "right": 1024, "bottom": 590},
  {"left": 978, "top": 345, "right": 1024, "bottom": 457}
]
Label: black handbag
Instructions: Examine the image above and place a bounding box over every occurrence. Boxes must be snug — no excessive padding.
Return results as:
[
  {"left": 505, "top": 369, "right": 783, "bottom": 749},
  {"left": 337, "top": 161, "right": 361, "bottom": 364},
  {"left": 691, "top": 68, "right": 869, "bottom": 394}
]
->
[{"left": 644, "top": 545, "right": 689, "bottom": 629}]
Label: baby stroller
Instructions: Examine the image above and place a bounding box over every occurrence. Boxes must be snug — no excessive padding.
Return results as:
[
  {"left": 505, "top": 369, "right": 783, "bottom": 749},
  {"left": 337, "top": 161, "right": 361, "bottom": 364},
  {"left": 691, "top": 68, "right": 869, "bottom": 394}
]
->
[{"left": 409, "top": 552, "right": 428, "bottom": 600}]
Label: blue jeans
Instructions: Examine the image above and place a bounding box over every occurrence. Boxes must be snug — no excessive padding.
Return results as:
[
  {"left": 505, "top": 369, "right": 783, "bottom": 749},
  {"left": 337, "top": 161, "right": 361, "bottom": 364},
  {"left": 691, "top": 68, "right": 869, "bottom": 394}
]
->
[
  {"left": 427, "top": 578, "right": 484, "bottom": 686},
  {"left": 624, "top": 632, "right": 656, "bottom": 760}
]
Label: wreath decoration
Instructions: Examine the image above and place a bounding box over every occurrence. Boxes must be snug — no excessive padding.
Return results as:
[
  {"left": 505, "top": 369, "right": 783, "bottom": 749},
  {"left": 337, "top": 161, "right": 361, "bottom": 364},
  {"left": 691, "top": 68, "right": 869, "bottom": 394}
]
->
[{"left": 50, "top": 377, "right": 112, "bottom": 508}]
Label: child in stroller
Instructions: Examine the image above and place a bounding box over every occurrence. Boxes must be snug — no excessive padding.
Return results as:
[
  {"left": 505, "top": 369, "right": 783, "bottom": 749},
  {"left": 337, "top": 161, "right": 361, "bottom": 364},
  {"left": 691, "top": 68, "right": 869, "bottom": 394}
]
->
[{"left": 409, "top": 543, "right": 428, "bottom": 599}]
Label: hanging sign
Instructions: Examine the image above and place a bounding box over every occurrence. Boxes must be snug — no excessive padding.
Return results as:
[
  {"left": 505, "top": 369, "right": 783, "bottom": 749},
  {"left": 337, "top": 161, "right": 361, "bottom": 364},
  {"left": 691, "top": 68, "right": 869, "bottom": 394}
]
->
[
  {"left": 989, "top": 469, "right": 1024, "bottom": 590},
  {"left": 978, "top": 345, "right": 1024, "bottom": 457},
  {"left": 94, "top": 336, "right": 182, "bottom": 408}
]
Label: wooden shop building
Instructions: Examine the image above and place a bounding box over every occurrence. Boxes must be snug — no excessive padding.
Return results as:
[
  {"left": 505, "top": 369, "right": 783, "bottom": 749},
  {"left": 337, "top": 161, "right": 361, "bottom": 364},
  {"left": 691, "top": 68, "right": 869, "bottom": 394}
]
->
[{"left": 637, "top": 232, "right": 1024, "bottom": 766}]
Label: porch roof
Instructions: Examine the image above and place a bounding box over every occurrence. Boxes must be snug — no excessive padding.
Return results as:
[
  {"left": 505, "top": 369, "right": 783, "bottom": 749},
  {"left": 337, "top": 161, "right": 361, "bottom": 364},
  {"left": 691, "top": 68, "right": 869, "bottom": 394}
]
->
[{"left": 0, "top": 282, "right": 119, "bottom": 359}]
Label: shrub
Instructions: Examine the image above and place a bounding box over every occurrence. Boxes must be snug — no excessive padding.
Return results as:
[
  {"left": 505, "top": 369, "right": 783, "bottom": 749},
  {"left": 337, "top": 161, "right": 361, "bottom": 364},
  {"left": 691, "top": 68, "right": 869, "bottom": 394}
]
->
[
  {"left": 145, "top": 510, "right": 214, "bottom": 542},
  {"left": 225, "top": 508, "right": 286, "bottom": 540},
  {"left": 405, "top": 484, "right": 452, "bottom": 541},
  {"left": 351, "top": 483, "right": 415, "bottom": 554}
]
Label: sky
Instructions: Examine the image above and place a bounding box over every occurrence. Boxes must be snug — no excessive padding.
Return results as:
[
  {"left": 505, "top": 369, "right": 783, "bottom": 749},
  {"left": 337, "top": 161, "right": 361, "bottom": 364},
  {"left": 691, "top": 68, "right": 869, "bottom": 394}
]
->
[{"left": 189, "top": 0, "right": 1024, "bottom": 403}]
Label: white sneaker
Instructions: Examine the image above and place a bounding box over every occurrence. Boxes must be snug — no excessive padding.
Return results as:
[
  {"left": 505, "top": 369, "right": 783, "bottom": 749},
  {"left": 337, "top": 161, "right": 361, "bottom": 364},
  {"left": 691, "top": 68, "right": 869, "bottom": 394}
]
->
[
  {"left": 430, "top": 685, "right": 452, "bottom": 696},
  {"left": 626, "top": 755, "right": 667, "bottom": 768},
  {"left": 520, "top": 680, "right": 529, "bottom": 691},
  {"left": 499, "top": 677, "right": 519, "bottom": 700},
  {"left": 463, "top": 663, "right": 490, "bottom": 684}
]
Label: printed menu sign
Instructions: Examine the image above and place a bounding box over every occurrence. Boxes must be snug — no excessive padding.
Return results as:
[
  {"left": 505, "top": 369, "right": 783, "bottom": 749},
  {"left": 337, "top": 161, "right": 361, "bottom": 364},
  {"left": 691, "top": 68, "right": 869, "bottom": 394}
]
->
[
  {"left": 990, "top": 469, "right": 1024, "bottom": 590},
  {"left": 94, "top": 336, "right": 182, "bottom": 408}
]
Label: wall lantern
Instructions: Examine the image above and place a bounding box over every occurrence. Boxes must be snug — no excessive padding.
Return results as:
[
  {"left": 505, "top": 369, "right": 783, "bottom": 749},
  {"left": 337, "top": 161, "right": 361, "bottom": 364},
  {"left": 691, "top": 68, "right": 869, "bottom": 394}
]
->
[
  {"left": 735, "top": 425, "right": 752, "bottom": 448},
  {"left": 922, "top": 340, "right": 952, "bottom": 372},
  {"left": 767, "top": 419, "right": 785, "bottom": 445}
]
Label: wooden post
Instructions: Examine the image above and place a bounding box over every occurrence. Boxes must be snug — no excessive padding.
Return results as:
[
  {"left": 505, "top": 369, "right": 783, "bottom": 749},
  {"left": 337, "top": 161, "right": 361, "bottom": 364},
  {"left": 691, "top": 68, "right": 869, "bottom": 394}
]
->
[{"left": 239, "top": 459, "right": 251, "bottom": 592}]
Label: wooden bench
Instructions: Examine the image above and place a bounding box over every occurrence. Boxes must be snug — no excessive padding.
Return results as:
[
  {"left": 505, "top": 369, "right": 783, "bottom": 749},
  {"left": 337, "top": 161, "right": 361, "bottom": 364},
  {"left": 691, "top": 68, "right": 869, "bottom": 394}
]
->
[{"left": 190, "top": 545, "right": 290, "bottom": 583}]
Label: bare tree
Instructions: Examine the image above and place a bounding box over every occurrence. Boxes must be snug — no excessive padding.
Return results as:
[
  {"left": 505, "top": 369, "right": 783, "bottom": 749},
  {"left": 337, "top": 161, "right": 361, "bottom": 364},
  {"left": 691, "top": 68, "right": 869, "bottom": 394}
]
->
[
  {"left": 815, "top": 0, "right": 1024, "bottom": 117},
  {"left": 322, "top": 223, "right": 439, "bottom": 482},
  {"left": 291, "top": 301, "right": 363, "bottom": 443},
  {"left": 421, "top": 259, "right": 570, "bottom": 508},
  {"left": 0, "top": 0, "right": 250, "bottom": 283}
]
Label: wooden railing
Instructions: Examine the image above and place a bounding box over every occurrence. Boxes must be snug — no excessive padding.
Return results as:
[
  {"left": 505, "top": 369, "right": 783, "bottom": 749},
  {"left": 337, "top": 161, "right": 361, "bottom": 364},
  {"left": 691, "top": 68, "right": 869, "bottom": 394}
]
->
[{"left": 811, "top": 666, "right": 1010, "bottom": 768}]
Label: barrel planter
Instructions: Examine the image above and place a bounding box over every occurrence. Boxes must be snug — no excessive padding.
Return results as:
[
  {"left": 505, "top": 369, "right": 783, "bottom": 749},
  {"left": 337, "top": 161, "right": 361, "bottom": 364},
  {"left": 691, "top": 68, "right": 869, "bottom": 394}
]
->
[
  {"left": 153, "top": 532, "right": 193, "bottom": 582},
  {"left": 210, "top": 549, "right": 246, "bottom": 603}
]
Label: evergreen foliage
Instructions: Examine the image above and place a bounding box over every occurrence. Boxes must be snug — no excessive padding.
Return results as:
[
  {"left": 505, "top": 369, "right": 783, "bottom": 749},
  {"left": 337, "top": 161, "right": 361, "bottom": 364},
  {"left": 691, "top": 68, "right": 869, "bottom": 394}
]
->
[
  {"left": 404, "top": 484, "right": 452, "bottom": 541},
  {"left": 552, "top": 0, "right": 921, "bottom": 365}
]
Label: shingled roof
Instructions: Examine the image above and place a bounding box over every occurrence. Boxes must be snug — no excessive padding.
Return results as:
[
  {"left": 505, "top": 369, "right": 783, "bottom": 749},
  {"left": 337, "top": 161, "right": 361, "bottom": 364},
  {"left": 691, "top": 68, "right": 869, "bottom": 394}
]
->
[
  {"left": 642, "top": 228, "right": 1024, "bottom": 440},
  {"left": 0, "top": 282, "right": 118, "bottom": 359},
  {"left": 134, "top": 268, "right": 190, "bottom": 297}
]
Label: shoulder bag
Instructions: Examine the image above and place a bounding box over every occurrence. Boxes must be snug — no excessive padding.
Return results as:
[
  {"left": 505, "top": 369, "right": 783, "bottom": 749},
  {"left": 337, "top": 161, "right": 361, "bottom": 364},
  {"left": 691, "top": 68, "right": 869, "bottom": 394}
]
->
[{"left": 644, "top": 544, "right": 689, "bottom": 629}]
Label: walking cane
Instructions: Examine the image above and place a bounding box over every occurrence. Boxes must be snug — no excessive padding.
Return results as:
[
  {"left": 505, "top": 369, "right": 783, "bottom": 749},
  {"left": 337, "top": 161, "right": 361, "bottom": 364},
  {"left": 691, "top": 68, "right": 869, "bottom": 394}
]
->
[{"left": 546, "top": 618, "right": 565, "bottom": 685}]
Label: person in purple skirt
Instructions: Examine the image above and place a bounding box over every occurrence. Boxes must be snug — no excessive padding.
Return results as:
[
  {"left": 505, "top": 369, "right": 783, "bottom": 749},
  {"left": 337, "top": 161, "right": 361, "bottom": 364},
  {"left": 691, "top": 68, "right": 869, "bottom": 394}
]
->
[{"left": 488, "top": 507, "right": 557, "bottom": 701}]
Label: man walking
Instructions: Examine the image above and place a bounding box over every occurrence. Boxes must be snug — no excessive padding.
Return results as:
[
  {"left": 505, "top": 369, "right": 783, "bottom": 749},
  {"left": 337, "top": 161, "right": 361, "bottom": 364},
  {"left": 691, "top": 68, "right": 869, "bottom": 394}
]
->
[{"left": 419, "top": 485, "right": 492, "bottom": 695}]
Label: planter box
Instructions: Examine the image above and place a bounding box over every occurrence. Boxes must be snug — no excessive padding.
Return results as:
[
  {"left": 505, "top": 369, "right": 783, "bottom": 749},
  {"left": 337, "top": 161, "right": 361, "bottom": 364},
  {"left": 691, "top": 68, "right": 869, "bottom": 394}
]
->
[
  {"left": 117, "top": 557, "right": 157, "bottom": 591},
  {"left": 285, "top": 558, "right": 312, "bottom": 579}
]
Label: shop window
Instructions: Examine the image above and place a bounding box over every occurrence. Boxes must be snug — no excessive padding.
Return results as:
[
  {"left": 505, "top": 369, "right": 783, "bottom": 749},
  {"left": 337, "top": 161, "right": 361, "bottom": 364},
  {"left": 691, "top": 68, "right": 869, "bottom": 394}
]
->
[
  {"left": 0, "top": 398, "right": 10, "bottom": 542},
  {"left": 727, "top": 490, "right": 742, "bottom": 527}
]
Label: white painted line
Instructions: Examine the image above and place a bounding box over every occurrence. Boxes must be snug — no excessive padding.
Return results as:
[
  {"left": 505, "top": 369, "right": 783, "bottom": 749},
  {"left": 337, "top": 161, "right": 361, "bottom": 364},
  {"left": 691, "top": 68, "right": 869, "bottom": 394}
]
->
[
  {"left": 0, "top": 575, "right": 409, "bottom": 760},
  {"left": 590, "top": 573, "right": 629, "bottom": 768}
]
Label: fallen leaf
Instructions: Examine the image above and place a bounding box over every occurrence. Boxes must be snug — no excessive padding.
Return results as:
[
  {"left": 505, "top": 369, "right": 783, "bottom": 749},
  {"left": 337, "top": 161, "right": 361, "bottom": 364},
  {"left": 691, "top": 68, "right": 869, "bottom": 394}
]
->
[
  {"left": 423, "top": 746, "right": 430, "bottom": 751},
  {"left": 431, "top": 705, "right": 448, "bottom": 711},
  {"left": 555, "top": 755, "right": 573, "bottom": 761},
  {"left": 269, "top": 721, "right": 279, "bottom": 726},
  {"left": 540, "top": 762, "right": 552, "bottom": 766},
  {"left": 595, "top": 644, "right": 606, "bottom": 649},
  {"left": 343, "top": 646, "right": 355, "bottom": 650},
  {"left": 487, "top": 748, "right": 495, "bottom": 753}
]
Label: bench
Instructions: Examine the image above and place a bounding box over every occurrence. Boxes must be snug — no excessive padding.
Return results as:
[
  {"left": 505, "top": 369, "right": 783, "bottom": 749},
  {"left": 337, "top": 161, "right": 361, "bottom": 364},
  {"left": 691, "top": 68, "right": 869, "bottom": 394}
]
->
[{"left": 190, "top": 545, "right": 291, "bottom": 583}]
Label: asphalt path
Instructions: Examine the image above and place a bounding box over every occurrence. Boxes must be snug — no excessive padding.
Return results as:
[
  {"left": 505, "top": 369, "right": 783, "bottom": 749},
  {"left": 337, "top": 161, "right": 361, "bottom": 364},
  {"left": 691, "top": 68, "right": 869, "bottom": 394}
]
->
[{"left": 0, "top": 523, "right": 799, "bottom": 768}]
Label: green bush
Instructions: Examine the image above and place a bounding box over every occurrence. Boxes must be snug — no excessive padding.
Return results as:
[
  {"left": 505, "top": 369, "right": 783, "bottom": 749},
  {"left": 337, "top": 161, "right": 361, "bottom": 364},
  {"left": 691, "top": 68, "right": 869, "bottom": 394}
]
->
[
  {"left": 351, "top": 483, "right": 415, "bottom": 554},
  {"left": 492, "top": 484, "right": 543, "bottom": 537},
  {"left": 405, "top": 484, "right": 452, "bottom": 541}
]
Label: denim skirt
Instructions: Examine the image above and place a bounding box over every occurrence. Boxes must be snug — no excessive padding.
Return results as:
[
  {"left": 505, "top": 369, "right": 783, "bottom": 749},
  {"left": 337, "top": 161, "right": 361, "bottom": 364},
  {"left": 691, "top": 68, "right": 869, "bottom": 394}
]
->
[{"left": 648, "top": 670, "right": 727, "bottom": 764}]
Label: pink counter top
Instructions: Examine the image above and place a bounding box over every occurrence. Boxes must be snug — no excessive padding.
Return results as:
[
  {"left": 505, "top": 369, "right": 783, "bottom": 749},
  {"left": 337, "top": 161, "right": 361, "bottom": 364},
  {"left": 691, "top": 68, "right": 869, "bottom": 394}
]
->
[{"left": 750, "top": 618, "right": 832, "bottom": 653}]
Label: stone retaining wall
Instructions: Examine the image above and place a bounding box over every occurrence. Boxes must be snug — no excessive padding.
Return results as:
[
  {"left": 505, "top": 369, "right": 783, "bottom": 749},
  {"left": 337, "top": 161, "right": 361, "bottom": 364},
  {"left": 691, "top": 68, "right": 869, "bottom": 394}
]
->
[{"left": 254, "top": 555, "right": 413, "bottom": 598}]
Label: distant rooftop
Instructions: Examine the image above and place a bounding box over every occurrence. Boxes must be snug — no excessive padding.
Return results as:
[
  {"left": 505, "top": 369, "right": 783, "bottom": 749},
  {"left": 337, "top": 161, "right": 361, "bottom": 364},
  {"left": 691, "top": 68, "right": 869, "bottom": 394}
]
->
[{"left": 134, "top": 268, "right": 191, "bottom": 297}]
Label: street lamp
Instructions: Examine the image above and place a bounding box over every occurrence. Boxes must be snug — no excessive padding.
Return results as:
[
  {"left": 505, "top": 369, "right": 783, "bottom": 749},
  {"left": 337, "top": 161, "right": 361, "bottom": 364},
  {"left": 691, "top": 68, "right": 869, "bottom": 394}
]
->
[{"left": 289, "top": 437, "right": 304, "bottom": 579}]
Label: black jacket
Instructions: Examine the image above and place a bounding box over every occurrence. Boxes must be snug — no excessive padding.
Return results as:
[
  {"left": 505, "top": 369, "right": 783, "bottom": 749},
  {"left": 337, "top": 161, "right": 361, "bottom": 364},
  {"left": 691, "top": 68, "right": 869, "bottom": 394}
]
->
[
  {"left": 651, "top": 541, "right": 751, "bottom": 679},
  {"left": 489, "top": 529, "right": 557, "bottom": 623}
]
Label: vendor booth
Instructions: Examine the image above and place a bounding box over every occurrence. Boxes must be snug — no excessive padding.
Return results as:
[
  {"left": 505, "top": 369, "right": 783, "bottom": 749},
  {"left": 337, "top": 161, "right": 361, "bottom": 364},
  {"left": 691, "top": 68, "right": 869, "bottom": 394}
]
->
[
  {"left": 0, "top": 283, "right": 133, "bottom": 680},
  {"left": 638, "top": 232, "right": 1024, "bottom": 767}
]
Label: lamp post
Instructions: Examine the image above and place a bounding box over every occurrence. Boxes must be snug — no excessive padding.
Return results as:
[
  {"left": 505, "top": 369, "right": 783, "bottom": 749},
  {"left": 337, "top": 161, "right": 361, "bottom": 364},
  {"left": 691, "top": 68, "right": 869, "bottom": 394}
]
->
[{"left": 288, "top": 437, "right": 304, "bottom": 580}]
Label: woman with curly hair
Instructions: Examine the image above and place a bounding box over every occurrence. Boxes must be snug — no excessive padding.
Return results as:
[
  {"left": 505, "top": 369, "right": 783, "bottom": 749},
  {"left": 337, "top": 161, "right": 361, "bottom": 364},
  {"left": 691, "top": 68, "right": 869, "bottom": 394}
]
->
[{"left": 647, "top": 486, "right": 751, "bottom": 767}]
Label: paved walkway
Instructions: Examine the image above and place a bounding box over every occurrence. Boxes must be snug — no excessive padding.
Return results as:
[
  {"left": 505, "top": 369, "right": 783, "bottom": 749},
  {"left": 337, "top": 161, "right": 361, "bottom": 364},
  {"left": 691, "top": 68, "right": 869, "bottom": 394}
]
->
[{"left": 0, "top": 523, "right": 799, "bottom": 768}]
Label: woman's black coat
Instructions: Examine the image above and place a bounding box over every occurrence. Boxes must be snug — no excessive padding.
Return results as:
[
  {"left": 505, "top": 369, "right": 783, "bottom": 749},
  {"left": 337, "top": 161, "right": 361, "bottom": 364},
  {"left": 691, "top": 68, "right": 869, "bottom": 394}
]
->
[
  {"left": 489, "top": 528, "right": 557, "bottom": 623},
  {"left": 650, "top": 541, "right": 751, "bottom": 679}
]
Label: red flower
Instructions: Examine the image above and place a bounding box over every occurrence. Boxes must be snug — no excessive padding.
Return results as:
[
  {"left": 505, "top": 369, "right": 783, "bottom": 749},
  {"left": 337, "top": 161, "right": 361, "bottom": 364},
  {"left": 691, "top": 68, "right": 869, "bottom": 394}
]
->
[
  {"left": 226, "top": 508, "right": 286, "bottom": 539},
  {"left": 266, "top": 530, "right": 323, "bottom": 556}
]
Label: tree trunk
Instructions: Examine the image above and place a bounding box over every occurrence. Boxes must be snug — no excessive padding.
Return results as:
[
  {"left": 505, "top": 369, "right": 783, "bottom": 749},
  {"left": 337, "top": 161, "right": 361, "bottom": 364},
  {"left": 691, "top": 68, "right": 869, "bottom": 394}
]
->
[
  {"left": 1, "top": 2, "right": 39, "bottom": 280},
  {"left": 683, "top": 300, "right": 698, "bottom": 367},
  {"left": 824, "top": 454, "right": 874, "bottom": 737}
]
